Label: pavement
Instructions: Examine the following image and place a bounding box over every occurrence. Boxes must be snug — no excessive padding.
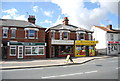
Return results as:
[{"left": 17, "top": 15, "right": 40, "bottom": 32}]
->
[{"left": 0, "top": 55, "right": 116, "bottom": 70}]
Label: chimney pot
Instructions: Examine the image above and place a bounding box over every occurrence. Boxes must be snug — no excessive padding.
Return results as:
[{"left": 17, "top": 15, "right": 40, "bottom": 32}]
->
[
  {"left": 28, "top": 15, "right": 36, "bottom": 24},
  {"left": 107, "top": 24, "right": 112, "bottom": 30},
  {"left": 63, "top": 17, "right": 69, "bottom": 25}
]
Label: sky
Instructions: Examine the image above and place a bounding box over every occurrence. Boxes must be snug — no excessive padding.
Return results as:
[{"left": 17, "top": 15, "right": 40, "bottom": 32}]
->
[{"left": 0, "top": 0, "right": 119, "bottom": 30}]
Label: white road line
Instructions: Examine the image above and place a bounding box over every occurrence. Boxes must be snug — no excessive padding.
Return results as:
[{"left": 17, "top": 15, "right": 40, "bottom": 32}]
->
[
  {"left": 116, "top": 67, "right": 120, "bottom": 69},
  {"left": 85, "top": 70, "right": 98, "bottom": 74},
  {"left": 41, "top": 72, "right": 83, "bottom": 79},
  {"left": 41, "top": 70, "right": 98, "bottom": 79},
  {"left": 2, "top": 68, "right": 44, "bottom": 72}
]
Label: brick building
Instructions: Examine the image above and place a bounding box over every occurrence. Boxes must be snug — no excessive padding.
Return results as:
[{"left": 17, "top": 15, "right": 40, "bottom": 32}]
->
[
  {"left": 46, "top": 17, "right": 98, "bottom": 58},
  {"left": 0, "top": 15, "right": 46, "bottom": 59}
]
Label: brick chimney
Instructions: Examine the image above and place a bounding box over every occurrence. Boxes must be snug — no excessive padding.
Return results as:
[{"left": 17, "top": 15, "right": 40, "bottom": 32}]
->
[
  {"left": 63, "top": 17, "right": 69, "bottom": 25},
  {"left": 106, "top": 24, "right": 112, "bottom": 30},
  {"left": 28, "top": 15, "right": 36, "bottom": 24}
]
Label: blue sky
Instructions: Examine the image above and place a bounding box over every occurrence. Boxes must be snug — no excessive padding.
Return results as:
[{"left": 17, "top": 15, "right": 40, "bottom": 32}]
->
[{"left": 1, "top": 0, "right": 119, "bottom": 29}]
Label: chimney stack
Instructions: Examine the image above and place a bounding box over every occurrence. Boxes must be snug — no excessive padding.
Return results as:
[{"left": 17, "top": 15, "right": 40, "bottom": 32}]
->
[
  {"left": 63, "top": 17, "right": 69, "bottom": 25},
  {"left": 28, "top": 15, "right": 36, "bottom": 24},
  {"left": 106, "top": 24, "right": 112, "bottom": 30}
]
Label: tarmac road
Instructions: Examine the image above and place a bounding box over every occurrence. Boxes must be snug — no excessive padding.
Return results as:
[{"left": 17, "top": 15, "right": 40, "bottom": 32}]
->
[{"left": 1, "top": 56, "right": 119, "bottom": 79}]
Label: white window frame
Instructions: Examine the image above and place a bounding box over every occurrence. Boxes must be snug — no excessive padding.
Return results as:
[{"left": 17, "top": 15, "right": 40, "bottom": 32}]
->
[
  {"left": 25, "top": 46, "right": 44, "bottom": 55},
  {"left": 88, "top": 33, "right": 92, "bottom": 40},
  {"left": 3, "top": 27, "right": 8, "bottom": 38},
  {"left": 60, "top": 32, "right": 62, "bottom": 40},
  {"left": 10, "top": 46, "right": 16, "bottom": 56}
]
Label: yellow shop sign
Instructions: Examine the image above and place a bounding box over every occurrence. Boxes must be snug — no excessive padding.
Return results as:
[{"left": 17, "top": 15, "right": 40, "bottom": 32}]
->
[{"left": 75, "top": 40, "right": 98, "bottom": 45}]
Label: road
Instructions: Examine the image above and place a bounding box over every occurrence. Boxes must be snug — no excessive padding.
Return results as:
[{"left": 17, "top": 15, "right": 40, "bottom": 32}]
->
[{"left": 1, "top": 56, "right": 119, "bottom": 79}]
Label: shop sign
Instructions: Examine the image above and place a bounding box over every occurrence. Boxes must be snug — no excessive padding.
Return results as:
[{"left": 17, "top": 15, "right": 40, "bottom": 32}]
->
[
  {"left": 8, "top": 42, "right": 46, "bottom": 46},
  {"left": 108, "top": 41, "right": 119, "bottom": 44},
  {"left": 75, "top": 40, "right": 98, "bottom": 45},
  {"left": 52, "top": 40, "right": 74, "bottom": 45}
]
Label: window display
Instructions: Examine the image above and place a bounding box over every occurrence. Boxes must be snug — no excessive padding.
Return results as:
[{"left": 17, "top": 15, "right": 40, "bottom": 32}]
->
[
  {"left": 58, "top": 46, "right": 73, "bottom": 55},
  {"left": 76, "top": 45, "right": 86, "bottom": 56}
]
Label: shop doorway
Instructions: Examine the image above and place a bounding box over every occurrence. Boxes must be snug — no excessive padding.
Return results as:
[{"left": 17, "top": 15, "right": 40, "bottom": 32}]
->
[
  {"left": 86, "top": 46, "right": 89, "bottom": 56},
  {"left": 18, "top": 46, "right": 23, "bottom": 58}
]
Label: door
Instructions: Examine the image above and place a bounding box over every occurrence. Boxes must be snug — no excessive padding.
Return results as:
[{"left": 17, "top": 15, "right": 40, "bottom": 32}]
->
[
  {"left": 86, "top": 46, "right": 89, "bottom": 56},
  {"left": 18, "top": 46, "right": 23, "bottom": 58}
]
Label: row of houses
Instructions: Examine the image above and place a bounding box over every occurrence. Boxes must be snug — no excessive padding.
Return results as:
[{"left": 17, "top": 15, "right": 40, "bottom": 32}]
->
[{"left": 0, "top": 15, "right": 120, "bottom": 59}]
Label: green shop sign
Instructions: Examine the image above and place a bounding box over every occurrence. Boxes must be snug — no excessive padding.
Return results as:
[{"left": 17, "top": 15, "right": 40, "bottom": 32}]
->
[{"left": 9, "top": 42, "right": 46, "bottom": 46}]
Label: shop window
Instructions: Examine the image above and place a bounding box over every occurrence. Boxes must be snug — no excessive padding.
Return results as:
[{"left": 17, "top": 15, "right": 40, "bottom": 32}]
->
[
  {"left": 58, "top": 46, "right": 73, "bottom": 55},
  {"left": 3, "top": 28, "right": 8, "bottom": 38},
  {"left": 10, "top": 46, "right": 16, "bottom": 56},
  {"left": 76, "top": 45, "right": 86, "bottom": 55},
  {"left": 25, "top": 46, "right": 44, "bottom": 55},
  {"left": 11, "top": 29, "right": 16, "bottom": 38},
  {"left": 63, "top": 32, "right": 68, "bottom": 40},
  {"left": 25, "top": 47, "right": 31, "bottom": 55}
]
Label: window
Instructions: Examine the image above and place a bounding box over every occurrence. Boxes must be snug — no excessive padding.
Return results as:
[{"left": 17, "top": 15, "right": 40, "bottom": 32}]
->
[
  {"left": 10, "top": 46, "right": 16, "bottom": 56},
  {"left": 11, "top": 29, "right": 16, "bottom": 38},
  {"left": 25, "top": 47, "right": 31, "bottom": 55},
  {"left": 80, "top": 33, "right": 84, "bottom": 40},
  {"left": 29, "top": 30, "right": 35, "bottom": 38},
  {"left": 25, "top": 46, "right": 44, "bottom": 55},
  {"left": 3, "top": 28, "right": 8, "bottom": 38},
  {"left": 88, "top": 33, "right": 92, "bottom": 40},
  {"left": 63, "top": 32, "right": 68, "bottom": 39},
  {"left": 111, "top": 34, "right": 114, "bottom": 40},
  {"left": 51, "top": 32, "right": 55, "bottom": 39},
  {"left": 58, "top": 46, "right": 73, "bottom": 55}
]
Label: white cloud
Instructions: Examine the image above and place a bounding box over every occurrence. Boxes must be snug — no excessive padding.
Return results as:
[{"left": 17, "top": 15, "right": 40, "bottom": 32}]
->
[
  {"left": 2, "top": 8, "right": 27, "bottom": 21},
  {"left": 40, "top": 19, "right": 52, "bottom": 24},
  {"left": 33, "top": 6, "right": 39, "bottom": 12},
  {"left": 51, "top": 0, "right": 118, "bottom": 29},
  {"left": 44, "top": 11, "right": 54, "bottom": 17}
]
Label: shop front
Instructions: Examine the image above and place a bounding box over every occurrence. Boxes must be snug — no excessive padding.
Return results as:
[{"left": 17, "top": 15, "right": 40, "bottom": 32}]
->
[
  {"left": 107, "top": 41, "right": 119, "bottom": 55},
  {"left": 75, "top": 40, "right": 98, "bottom": 57},
  {"left": 7, "top": 42, "right": 46, "bottom": 59},
  {"left": 51, "top": 40, "right": 74, "bottom": 57}
]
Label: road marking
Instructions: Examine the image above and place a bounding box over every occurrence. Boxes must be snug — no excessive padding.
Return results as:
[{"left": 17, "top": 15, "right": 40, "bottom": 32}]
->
[
  {"left": 41, "top": 70, "right": 98, "bottom": 79},
  {"left": 2, "top": 68, "right": 44, "bottom": 72},
  {"left": 41, "top": 72, "right": 83, "bottom": 79},
  {"left": 116, "top": 67, "right": 120, "bottom": 69},
  {"left": 85, "top": 70, "right": 98, "bottom": 74}
]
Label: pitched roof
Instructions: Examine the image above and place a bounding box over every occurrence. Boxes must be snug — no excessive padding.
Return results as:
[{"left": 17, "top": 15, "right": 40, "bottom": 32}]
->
[
  {"left": 94, "top": 25, "right": 119, "bottom": 33},
  {"left": 47, "top": 24, "right": 93, "bottom": 33},
  {"left": 0, "top": 19, "right": 43, "bottom": 28}
]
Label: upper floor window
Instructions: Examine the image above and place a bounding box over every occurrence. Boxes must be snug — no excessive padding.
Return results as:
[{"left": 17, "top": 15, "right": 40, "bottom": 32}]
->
[
  {"left": 80, "top": 33, "right": 84, "bottom": 40},
  {"left": 111, "top": 34, "right": 114, "bottom": 40},
  {"left": 88, "top": 33, "right": 92, "bottom": 40},
  {"left": 11, "top": 28, "right": 16, "bottom": 38},
  {"left": 25, "top": 28, "right": 39, "bottom": 39},
  {"left": 3, "top": 27, "right": 8, "bottom": 38},
  {"left": 63, "top": 32, "right": 68, "bottom": 40},
  {"left": 29, "top": 30, "right": 35, "bottom": 38},
  {"left": 51, "top": 32, "right": 55, "bottom": 39}
]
